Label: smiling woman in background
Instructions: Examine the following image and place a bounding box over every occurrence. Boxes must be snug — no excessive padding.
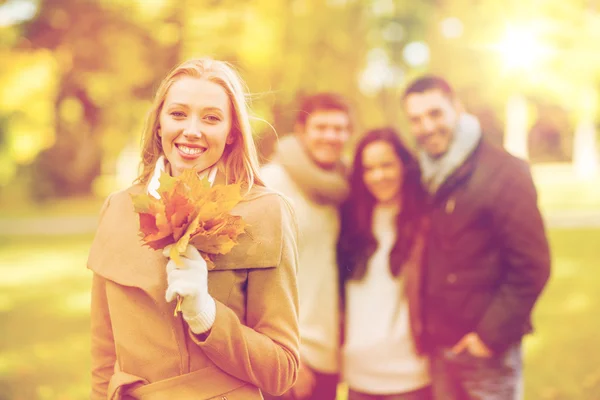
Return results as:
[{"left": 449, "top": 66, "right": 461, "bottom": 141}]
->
[
  {"left": 87, "top": 58, "right": 300, "bottom": 400},
  {"left": 337, "top": 127, "right": 432, "bottom": 400}
]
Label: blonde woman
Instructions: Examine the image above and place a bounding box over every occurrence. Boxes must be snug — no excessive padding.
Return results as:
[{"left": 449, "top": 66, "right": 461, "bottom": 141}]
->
[{"left": 88, "top": 58, "right": 300, "bottom": 400}]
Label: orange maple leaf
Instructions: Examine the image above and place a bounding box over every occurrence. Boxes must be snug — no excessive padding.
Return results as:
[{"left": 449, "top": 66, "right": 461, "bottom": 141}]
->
[
  {"left": 131, "top": 169, "right": 247, "bottom": 266},
  {"left": 189, "top": 215, "right": 246, "bottom": 255}
]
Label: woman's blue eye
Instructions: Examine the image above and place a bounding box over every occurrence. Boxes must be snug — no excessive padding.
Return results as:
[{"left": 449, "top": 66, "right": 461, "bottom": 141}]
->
[
  {"left": 206, "top": 115, "right": 221, "bottom": 122},
  {"left": 170, "top": 111, "right": 185, "bottom": 117}
]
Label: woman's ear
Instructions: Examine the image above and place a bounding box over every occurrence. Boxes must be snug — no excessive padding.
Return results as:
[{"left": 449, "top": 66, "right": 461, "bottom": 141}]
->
[{"left": 226, "top": 133, "right": 235, "bottom": 145}]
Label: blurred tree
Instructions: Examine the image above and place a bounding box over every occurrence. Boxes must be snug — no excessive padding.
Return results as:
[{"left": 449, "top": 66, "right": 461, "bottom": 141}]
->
[
  {"left": 360, "top": 0, "right": 437, "bottom": 141},
  {"left": 179, "top": 0, "right": 373, "bottom": 146},
  {"left": 528, "top": 100, "right": 572, "bottom": 163},
  {"left": 1, "top": 0, "right": 598, "bottom": 202},
  {"left": 424, "top": 0, "right": 600, "bottom": 160},
  {"left": 271, "top": 0, "right": 372, "bottom": 135},
  {"left": 18, "top": 0, "right": 181, "bottom": 199}
]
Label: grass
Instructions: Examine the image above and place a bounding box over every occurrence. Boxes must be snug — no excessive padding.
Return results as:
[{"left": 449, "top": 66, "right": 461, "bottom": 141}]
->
[
  {"left": 0, "top": 228, "right": 598, "bottom": 399},
  {"left": 522, "top": 228, "right": 600, "bottom": 400},
  {"left": 0, "top": 196, "right": 105, "bottom": 219},
  {"left": 531, "top": 164, "right": 600, "bottom": 213},
  {"left": 0, "top": 235, "right": 95, "bottom": 400}
]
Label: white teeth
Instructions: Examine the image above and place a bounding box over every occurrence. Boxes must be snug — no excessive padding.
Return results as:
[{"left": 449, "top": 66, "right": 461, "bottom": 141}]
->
[{"left": 177, "top": 144, "right": 205, "bottom": 155}]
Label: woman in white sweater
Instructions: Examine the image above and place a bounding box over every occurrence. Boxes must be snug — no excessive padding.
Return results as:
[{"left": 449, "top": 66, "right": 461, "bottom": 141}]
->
[{"left": 337, "top": 128, "right": 432, "bottom": 400}]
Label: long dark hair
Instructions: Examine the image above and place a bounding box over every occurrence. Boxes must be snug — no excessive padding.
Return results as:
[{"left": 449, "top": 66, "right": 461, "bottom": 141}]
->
[{"left": 337, "top": 127, "right": 426, "bottom": 283}]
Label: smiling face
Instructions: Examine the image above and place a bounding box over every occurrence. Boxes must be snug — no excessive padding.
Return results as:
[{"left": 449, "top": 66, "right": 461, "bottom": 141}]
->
[
  {"left": 158, "top": 76, "right": 232, "bottom": 177},
  {"left": 403, "top": 89, "right": 460, "bottom": 159},
  {"left": 361, "top": 140, "right": 404, "bottom": 206},
  {"left": 298, "top": 109, "right": 351, "bottom": 169}
]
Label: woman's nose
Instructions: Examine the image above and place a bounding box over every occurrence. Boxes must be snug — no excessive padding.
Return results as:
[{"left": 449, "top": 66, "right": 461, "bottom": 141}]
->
[
  {"left": 372, "top": 168, "right": 385, "bottom": 181},
  {"left": 183, "top": 119, "right": 202, "bottom": 140}
]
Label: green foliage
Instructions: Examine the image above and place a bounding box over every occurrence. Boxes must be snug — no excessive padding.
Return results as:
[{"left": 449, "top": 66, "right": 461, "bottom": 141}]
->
[{"left": 0, "top": 0, "right": 599, "bottom": 200}]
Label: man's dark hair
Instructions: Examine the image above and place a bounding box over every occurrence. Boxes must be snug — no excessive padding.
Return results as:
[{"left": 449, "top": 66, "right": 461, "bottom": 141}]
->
[
  {"left": 402, "top": 75, "right": 455, "bottom": 101},
  {"left": 295, "top": 92, "right": 352, "bottom": 126}
]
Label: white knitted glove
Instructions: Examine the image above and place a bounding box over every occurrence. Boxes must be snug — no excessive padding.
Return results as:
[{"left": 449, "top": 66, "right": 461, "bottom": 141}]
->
[{"left": 163, "top": 244, "right": 216, "bottom": 334}]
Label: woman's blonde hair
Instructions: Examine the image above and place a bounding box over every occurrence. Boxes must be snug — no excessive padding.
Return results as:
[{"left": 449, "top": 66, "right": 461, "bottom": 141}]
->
[{"left": 136, "top": 58, "right": 264, "bottom": 189}]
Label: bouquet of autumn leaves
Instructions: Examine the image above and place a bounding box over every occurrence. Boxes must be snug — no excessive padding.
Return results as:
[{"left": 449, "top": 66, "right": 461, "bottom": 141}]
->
[{"left": 130, "top": 169, "right": 246, "bottom": 315}]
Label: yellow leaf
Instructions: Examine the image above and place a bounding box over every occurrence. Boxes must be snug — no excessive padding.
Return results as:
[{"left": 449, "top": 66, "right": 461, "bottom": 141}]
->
[
  {"left": 191, "top": 233, "right": 238, "bottom": 255},
  {"left": 180, "top": 168, "right": 211, "bottom": 198},
  {"left": 208, "top": 183, "right": 243, "bottom": 213},
  {"left": 189, "top": 215, "right": 247, "bottom": 254},
  {"left": 175, "top": 212, "right": 202, "bottom": 255},
  {"left": 131, "top": 166, "right": 247, "bottom": 266},
  {"left": 204, "top": 254, "right": 217, "bottom": 270},
  {"left": 130, "top": 192, "right": 155, "bottom": 213},
  {"left": 195, "top": 202, "right": 221, "bottom": 221},
  {"left": 158, "top": 171, "right": 178, "bottom": 197},
  {"left": 169, "top": 245, "right": 184, "bottom": 267}
]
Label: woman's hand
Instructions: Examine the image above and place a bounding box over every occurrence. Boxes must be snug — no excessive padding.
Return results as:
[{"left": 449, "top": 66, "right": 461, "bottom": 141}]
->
[
  {"left": 164, "top": 244, "right": 216, "bottom": 334},
  {"left": 286, "top": 361, "right": 316, "bottom": 400}
]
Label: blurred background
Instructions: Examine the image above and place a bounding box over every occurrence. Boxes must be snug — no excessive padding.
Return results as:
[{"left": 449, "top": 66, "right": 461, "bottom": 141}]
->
[{"left": 0, "top": 0, "right": 599, "bottom": 399}]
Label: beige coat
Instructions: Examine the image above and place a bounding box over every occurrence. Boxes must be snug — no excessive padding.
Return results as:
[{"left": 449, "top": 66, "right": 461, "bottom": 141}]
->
[{"left": 88, "top": 184, "right": 300, "bottom": 400}]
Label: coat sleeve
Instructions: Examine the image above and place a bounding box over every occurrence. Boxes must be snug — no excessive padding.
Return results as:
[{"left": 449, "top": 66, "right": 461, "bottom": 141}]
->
[
  {"left": 190, "top": 194, "right": 300, "bottom": 396},
  {"left": 90, "top": 274, "right": 116, "bottom": 399},
  {"left": 475, "top": 160, "right": 551, "bottom": 352}
]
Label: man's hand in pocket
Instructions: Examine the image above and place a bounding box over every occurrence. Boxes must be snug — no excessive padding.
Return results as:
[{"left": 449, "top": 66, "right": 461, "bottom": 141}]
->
[{"left": 451, "top": 332, "right": 493, "bottom": 358}]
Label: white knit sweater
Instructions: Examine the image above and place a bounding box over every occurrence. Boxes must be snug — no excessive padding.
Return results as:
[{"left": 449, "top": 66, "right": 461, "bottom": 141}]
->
[
  {"left": 343, "top": 205, "right": 430, "bottom": 394},
  {"left": 261, "top": 163, "right": 341, "bottom": 374}
]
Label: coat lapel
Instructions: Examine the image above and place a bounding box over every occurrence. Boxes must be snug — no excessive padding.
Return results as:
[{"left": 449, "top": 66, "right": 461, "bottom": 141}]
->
[
  {"left": 431, "top": 142, "right": 504, "bottom": 237},
  {"left": 213, "top": 186, "right": 282, "bottom": 270},
  {"left": 87, "top": 186, "right": 168, "bottom": 304},
  {"left": 87, "top": 185, "right": 284, "bottom": 302}
]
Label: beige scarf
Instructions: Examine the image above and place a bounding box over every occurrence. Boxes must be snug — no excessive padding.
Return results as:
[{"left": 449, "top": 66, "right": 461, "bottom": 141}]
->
[
  {"left": 419, "top": 113, "right": 482, "bottom": 194},
  {"left": 271, "top": 135, "right": 349, "bottom": 205}
]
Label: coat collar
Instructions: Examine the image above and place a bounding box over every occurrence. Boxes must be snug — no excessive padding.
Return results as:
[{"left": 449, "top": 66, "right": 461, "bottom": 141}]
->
[
  {"left": 428, "top": 140, "right": 509, "bottom": 236},
  {"left": 87, "top": 185, "right": 284, "bottom": 304},
  {"left": 430, "top": 140, "right": 480, "bottom": 205}
]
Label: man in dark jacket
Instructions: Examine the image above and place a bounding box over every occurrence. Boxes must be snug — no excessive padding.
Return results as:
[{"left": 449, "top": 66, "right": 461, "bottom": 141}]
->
[{"left": 401, "top": 75, "right": 551, "bottom": 399}]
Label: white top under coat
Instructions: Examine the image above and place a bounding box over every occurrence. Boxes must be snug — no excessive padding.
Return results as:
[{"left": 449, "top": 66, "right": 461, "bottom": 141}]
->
[{"left": 343, "top": 204, "right": 430, "bottom": 394}]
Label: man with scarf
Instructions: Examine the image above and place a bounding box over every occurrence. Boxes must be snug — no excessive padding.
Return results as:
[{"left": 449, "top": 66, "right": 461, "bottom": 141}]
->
[
  {"left": 401, "top": 76, "right": 550, "bottom": 400},
  {"left": 261, "top": 93, "right": 352, "bottom": 400}
]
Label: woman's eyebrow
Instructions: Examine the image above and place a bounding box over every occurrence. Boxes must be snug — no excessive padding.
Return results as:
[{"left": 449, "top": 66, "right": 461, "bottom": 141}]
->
[
  {"left": 165, "top": 102, "right": 189, "bottom": 108},
  {"left": 202, "top": 106, "right": 225, "bottom": 113},
  {"left": 165, "top": 103, "right": 225, "bottom": 113}
]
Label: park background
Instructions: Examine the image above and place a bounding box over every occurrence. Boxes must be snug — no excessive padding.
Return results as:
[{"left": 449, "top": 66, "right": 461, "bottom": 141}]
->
[{"left": 1, "top": 0, "right": 599, "bottom": 399}]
